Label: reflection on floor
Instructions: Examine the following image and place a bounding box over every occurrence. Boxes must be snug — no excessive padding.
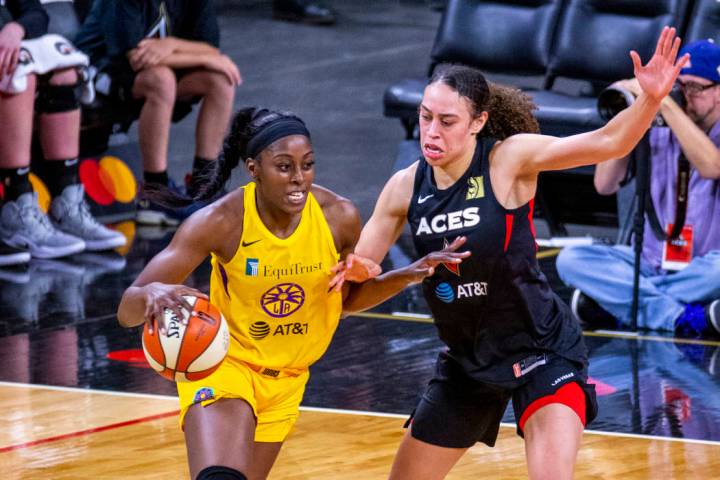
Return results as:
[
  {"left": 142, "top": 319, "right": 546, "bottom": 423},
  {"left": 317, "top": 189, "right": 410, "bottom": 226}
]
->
[{"left": 0, "top": 225, "right": 718, "bottom": 445}]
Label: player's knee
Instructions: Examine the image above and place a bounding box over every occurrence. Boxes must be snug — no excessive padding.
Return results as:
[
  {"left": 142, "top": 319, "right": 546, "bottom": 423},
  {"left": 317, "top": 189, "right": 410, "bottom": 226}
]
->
[
  {"left": 195, "top": 465, "right": 247, "bottom": 480},
  {"left": 35, "top": 84, "right": 79, "bottom": 114}
]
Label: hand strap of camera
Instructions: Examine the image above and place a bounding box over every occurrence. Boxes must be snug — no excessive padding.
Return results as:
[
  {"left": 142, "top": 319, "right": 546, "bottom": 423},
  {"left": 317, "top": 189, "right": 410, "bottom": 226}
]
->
[{"left": 645, "top": 152, "right": 689, "bottom": 241}]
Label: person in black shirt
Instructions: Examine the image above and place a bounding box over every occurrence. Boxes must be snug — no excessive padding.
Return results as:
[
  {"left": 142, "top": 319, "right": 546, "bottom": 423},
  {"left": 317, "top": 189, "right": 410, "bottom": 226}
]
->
[
  {"left": 335, "top": 27, "right": 688, "bottom": 480},
  {"left": 75, "top": 0, "right": 241, "bottom": 226}
]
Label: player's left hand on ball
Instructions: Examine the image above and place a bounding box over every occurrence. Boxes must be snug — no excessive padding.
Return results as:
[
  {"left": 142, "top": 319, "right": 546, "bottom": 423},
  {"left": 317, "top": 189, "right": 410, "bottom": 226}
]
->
[{"left": 329, "top": 253, "right": 382, "bottom": 292}]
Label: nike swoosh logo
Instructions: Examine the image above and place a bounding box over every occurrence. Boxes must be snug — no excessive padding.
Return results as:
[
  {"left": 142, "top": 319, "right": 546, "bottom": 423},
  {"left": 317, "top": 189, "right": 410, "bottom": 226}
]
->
[
  {"left": 417, "top": 194, "right": 434, "bottom": 204},
  {"left": 242, "top": 239, "right": 262, "bottom": 247}
]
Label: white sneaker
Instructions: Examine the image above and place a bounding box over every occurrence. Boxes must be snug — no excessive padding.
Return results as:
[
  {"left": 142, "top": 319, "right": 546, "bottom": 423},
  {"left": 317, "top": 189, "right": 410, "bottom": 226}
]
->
[
  {"left": 0, "top": 192, "right": 86, "bottom": 259},
  {"left": 50, "top": 185, "right": 127, "bottom": 251}
]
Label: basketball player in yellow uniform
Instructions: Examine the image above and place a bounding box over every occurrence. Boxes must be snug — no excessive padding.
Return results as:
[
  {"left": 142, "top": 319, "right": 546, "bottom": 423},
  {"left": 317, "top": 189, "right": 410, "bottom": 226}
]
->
[{"left": 116, "top": 107, "right": 362, "bottom": 480}]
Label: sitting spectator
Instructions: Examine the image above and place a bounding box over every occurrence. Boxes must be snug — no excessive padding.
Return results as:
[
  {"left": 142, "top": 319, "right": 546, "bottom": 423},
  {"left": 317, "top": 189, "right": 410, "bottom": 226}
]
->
[
  {"left": 556, "top": 40, "right": 720, "bottom": 338},
  {"left": 0, "top": 0, "right": 125, "bottom": 263},
  {"left": 75, "top": 0, "right": 241, "bottom": 226}
]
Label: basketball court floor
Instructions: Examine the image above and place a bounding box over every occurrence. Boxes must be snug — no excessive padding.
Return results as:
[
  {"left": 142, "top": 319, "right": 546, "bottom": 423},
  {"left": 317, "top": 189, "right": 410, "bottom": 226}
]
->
[{"left": 1, "top": 1, "right": 719, "bottom": 478}]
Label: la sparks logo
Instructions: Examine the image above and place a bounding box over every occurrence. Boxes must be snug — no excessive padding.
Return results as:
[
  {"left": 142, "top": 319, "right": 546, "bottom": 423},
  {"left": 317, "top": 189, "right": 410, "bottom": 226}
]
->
[{"left": 442, "top": 238, "right": 461, "bottom": 276}]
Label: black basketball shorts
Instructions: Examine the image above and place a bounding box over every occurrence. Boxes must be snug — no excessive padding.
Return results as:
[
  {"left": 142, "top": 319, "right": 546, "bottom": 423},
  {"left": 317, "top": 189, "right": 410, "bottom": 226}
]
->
[{"left": 406, "top": 353, "right": 598, "bottom": 449}]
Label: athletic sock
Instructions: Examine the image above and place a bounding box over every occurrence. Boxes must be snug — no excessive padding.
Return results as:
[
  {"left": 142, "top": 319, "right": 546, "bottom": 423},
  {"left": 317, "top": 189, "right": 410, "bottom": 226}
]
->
[
  {"left": 44, "top": 158, "right": 79, "bottom": 197},
  {"left": 0, "top": 166, "right": 33, "bottom": 202},
  {"left": 143, "top": 170, "right": 169, "bottom": 187}
]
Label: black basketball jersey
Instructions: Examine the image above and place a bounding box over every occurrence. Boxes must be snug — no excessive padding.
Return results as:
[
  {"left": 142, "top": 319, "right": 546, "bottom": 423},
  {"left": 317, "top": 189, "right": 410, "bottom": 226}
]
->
[{"left": 408, "top": 137, "right": 588, "bottom": 388}]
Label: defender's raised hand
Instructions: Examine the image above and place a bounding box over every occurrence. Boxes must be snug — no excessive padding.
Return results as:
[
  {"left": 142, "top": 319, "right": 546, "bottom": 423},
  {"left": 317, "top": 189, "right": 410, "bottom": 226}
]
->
[{"left": 631, "top": 26, "right": 690, "bottom": 101}]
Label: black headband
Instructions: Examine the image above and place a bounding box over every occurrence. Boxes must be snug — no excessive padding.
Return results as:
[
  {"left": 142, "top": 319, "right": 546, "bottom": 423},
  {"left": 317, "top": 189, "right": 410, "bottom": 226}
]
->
[{"left": 246, "top": 117, "right": 311, "bottom": 159}]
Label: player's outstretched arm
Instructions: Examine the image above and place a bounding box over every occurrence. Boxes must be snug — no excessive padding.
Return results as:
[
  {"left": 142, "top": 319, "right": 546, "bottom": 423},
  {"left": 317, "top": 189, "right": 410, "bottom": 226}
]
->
[
  {"left": 342, "top": 236, "right": 470, "bottom": 314},
  {"left": 501, "top": 26, "right": 689, "bottom": 177}
]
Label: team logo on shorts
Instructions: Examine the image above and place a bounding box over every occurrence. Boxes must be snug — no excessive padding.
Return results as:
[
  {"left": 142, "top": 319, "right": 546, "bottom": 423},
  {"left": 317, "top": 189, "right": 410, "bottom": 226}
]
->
[
  {"left": 249, "top": 321, "right": 271, "bottom": 339},
  {"left": 261, "top": 283, "right": 305, "bottom": 318},
  {"left": 192, "top": 387, "right": 215, "bottom": 404},
  {"left": 434, "top": 282, "right": 455, "bottom": 303}
]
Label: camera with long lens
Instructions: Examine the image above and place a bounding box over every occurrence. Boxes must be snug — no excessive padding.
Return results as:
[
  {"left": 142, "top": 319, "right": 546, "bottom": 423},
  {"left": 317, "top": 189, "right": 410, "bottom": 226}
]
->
[{"left": 597, "top": 83, "right": 686, "bottom": 121}]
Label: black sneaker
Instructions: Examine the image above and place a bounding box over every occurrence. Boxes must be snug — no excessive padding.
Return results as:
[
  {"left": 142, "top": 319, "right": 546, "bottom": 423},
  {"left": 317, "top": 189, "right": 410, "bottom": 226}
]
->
[
  {"left": 570, "top": 289, "right": 618, "bottom": 330},
  {"left": 0, "top": 238, "right": 31, "bottom": 267},
  {"left": 705, "top": 300, "right": 720, "bottom": 337}
]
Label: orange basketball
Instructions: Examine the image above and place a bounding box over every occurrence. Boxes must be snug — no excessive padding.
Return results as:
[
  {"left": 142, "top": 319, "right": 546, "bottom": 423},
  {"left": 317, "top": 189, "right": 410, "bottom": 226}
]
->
[{"left": 142, "top": 296, "right": 230, "bottom": 382}]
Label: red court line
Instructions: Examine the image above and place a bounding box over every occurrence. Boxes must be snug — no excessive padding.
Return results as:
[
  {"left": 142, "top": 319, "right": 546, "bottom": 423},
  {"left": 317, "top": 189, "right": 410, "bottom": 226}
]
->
[{"left": 0, "top": 410, "right": 179, "bottom": 453}]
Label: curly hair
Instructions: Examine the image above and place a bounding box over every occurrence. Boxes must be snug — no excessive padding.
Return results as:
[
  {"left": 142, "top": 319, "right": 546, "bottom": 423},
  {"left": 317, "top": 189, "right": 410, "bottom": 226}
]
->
[
  {"left": 485, "top": 82, "right": 539, "bottom": 138},
  {"left": 429, "top": 63, "right": 539, "bottom": 139}
]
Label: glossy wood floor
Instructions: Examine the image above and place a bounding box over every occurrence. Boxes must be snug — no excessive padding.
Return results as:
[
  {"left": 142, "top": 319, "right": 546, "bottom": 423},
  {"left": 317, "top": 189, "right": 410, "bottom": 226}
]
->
[{"left": 2, "top": 384, "right": 719, "bottom": 479}]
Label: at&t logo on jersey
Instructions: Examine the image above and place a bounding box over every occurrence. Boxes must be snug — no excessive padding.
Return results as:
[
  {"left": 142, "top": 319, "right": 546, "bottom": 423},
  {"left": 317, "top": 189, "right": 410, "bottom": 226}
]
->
[
  {"left": 249, "top": 321, "right": 271, "bottom": 339},
  {"left": 435, "top": 283, "right": 455, "bottom": 303},
  {"left": 434, "top": 281, "right": 488, "bottom": 303},
  {"left": 416, "top": 207, "right": 480, "bottom": 236}
]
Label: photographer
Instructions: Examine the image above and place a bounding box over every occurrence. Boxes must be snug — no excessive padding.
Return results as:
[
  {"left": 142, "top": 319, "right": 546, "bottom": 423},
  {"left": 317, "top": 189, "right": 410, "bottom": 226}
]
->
[{"left": 556, "top": 39, "right": 720, "bottom": 338}]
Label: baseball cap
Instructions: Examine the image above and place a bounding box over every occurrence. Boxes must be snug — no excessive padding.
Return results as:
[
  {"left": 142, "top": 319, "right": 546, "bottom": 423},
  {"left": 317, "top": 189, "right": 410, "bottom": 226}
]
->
[{"left": 680, "top": 39, "right": 720, "bottom": 83}]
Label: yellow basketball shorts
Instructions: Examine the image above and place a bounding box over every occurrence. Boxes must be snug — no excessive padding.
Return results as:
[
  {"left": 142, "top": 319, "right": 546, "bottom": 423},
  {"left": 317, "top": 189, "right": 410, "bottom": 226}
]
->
[{"left": 177, "top": 355, "right": 310, "bottom": 443}]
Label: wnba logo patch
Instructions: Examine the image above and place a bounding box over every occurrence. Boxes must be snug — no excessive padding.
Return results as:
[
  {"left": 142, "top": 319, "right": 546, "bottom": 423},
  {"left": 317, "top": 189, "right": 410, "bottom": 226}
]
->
[
  {"left": 246, "top": 258, "right": 259, "bottom": 276},
  {"left": 261, "top": 283, "right": 305, "bottom": 318},
  {"left": 249, "top": 321, "right": 271, "bottom": 339},
  {"left": 466, "top": 176, "right": 484, "bottom": 200},
  {"left": 435, "top": 282, "right": 455, "bottom": 303},
  {"left": 193, "top": 387, "right": 215, "bottom": 404}
]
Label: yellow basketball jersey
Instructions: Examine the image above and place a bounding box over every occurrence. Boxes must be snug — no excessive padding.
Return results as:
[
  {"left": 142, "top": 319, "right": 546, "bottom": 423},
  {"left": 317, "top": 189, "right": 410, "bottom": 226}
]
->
[{"left": 209, "top": 182, "right": 342, "bottom": 371}]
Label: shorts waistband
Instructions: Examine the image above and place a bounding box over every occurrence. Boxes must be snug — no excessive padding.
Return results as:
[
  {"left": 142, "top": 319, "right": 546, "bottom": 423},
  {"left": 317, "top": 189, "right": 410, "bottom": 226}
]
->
[{"left": 244, "top": 362, "right": 306, "bottom": 379}]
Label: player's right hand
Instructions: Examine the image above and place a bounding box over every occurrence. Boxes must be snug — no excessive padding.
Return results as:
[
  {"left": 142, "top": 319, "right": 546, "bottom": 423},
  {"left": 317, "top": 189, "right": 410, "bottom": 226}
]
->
[{"left": 141, "top": 283, "right": 208, "bottom": 335}]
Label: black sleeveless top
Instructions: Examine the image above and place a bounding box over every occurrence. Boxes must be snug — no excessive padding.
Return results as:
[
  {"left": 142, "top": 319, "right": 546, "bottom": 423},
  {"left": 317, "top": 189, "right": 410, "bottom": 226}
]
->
[{"left": 408, "top": 137, "right": 588, "bottom": 388}]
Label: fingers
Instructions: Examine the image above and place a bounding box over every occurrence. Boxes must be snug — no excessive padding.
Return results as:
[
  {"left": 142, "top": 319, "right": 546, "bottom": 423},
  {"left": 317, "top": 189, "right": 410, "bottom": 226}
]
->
[
  {"left": 0, "top": 49, "right": 9, "bottom": 78},
  {"left": 674, "top": 52, "right": 690, "bottom": 75},
  {"left": 7, "top": 48, "right": 18, "bottom": 75},
  {"left": 669, "top": 36, "right": 681, "bottom": 63},
  {"left": 329, "top": 272, "right": 346, "bottom": 292},
  {"left": 330, "top": 260, "right": 347, "bottom": 274},
  {"left": 653, "top": 26, "right": 667, "bottom": 58},
  {"left": 629, "top": 50, "right": 642, "bottom": 76},
  {"left": 442, "top": 236, "right": 467, "bottom": 252},
  {"left": 662, "top": 27, "right": 675, "bottom": 58},
  {"left": 143, "top": 303, "right": 156, "bottom": 334}
]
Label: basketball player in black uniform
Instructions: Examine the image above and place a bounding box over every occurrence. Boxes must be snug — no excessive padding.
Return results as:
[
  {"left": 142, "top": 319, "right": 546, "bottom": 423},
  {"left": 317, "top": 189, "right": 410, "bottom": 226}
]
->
[{"left": 335, "top": 27, "right": 688, "bottom": 479}]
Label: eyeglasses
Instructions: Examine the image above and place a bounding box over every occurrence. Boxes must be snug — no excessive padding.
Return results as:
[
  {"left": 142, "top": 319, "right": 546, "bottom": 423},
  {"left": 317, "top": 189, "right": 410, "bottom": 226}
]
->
[{"left": 676, "top": 80, "right": 718, "bottom": 95}]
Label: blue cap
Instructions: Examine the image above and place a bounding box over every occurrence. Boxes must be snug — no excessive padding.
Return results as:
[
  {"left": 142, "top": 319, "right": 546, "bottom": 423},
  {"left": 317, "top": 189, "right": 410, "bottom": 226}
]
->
[{"left": 680, "top": 40, "right": 720, "bottom": 83}]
